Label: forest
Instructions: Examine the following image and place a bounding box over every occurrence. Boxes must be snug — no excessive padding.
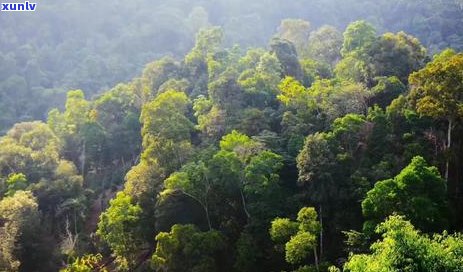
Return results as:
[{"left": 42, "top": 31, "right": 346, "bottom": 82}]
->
[{"left": 1, "top": 0, "right": 463, "bottom": 271}]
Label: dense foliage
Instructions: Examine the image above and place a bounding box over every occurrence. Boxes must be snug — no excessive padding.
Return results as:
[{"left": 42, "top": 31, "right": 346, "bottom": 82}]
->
[
  {"left": 1, "top": 2, "right": 463, "bottom": 271},
  {"left": 1, "top": 0, "right": 463, "bottom": 133}
]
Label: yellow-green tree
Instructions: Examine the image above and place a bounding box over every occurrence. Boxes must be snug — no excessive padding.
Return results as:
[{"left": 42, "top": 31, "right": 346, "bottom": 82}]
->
[
  {"left": 408, "top": 49, "right": 463, "bottom": 181},
  {"left": 270, "top": 207, "right": 321, "bottom": 270}
]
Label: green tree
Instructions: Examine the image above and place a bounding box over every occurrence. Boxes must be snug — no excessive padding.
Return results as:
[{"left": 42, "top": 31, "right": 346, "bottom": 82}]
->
[
  {"left": 61, "top": 254, "right": 107, "bottom": 272},
  {"left": 344, "top": 215, "right": 463, "bottom": 272},
  {"left": 141, "top": 57, "right": 182, "bottom": 96},
  {"left": 270, "top": 38, "right": 304, "bottom": 80},
  {"left": 185, "top": 26, "right": 224, "bottom": 93},
  {"left": 48, "top": 90, "right": 91, "bottom": 176},
  {"left": 96, "top": 192, "right": 143, "bottom": 271},
  {"left": 185, "top": 26, "right": 224, "bottom": 65},
  {"left": 362, "top": 156, "right": 447, "bottom": 233},
  {"left": 337, "top": 21, "right": 377, "bottom": 85},
  {"left": 368, "top": 31, "right": 427, "bottom": 83},
  {"left": 276, "top": 19, "right": 311, "bottom": 55},
  {"left": 0, "top": 121, "right": 61, "bottom": 181},
  {"left": 369, "top": 76, "right": 406, "bottom": 109},
  {"left": 5, "top": 173, "right": 28, "bottom": 196},
  {"left": 408, "top": 49, "right": 463, "bottom": 182},
  {"left": 341, "top": 20, "right": 376, "bottom": 57},
  {"left": 334, "top": 54, "right": 370, "bottom": 84},
  {"left": 140, "top": 90, "right": 194, "bottom": 174},
  {"left": 151, "top": 224, "right": 225, "bottom": 272},
  {"left": 307, "top": 25, "right": 343, "bottom": 66},
  {"left": 238, "top": 52, "right": 282, "bottom": 108},
  {"left": 297, "top": 114, "right": 376, "bottom": 260},
  {"left": 161, "top": 162, "right": 213, "bottom": 230},
  {"left": 270, "top": 207, "right": 321, "bottom": 270},
  {"left": 93, "top": 83, "right": 141, "bottom": 169},
  {"left": 0, "top": 191, "right": 49, "bottom": 271}
]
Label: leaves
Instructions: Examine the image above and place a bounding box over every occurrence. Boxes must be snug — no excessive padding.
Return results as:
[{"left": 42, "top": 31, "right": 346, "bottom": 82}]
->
[
  {"left": 409, "top": 49, "right": 463, "bottom": 121},
  {"left": 362, "top": 156, "right": 447, "bottom": 233},
  {"left": 344, "top": 215, "right": 463, "bottom": 272},
  {"left": 151, "top": 224, "right": 225, "bottom": 272},
  {"left": 96, "top": 192, "right": 143, "bottom": 271},
  {"left": 270, "top": 207, "right": 320, "bottom": 266}
]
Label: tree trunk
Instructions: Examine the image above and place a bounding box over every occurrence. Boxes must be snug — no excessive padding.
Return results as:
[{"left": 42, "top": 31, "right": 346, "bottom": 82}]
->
[
  {"left": 81, "top": 140, "right": 86, "bottom": 181},
  {"left": 74, "top": 209, "right": 78, "bottom": 236},
  {"left": 319, "top": 205, "right": 323, "bottom": 261},
  {"left": 204, "top": 205, "right": 212, "bottom": 231},
  {"left": 313, "top": 247, "right": 319, "bottom": 271},
  {"left": 240, "top": 188, "right": 251, "bottom": 219},
  {"left": 182, "top": 191, "right": 212, "bottom": 230},
  {"left": 445, "top": 119, "right": 452, "bottom": 182}
]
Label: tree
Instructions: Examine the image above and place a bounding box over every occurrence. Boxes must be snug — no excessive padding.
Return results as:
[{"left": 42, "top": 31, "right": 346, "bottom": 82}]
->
[
  {"left": 368, "top": 31, "right": 427, "bottom": 83},
  {"left": 93, "top": 83, "right": 141, "bottom": 168},
  {"left": 344, "top": 215, "right": 463, "bottom": 272},
  {"left": 276, "top": 19, "right": 311, "bottom": 55},
  {"left": 369, "top": 76, "right": 406, "bottom": 109},
  {"left": 62, "top": 90, "right": 90, "bottom": 136},
  {"left": 0, "top": 191, "right": 47, "bottom": 271},
  {"left": 307, "top": 25, "right": 343, "bottom": 66},
  {"left": 141, "top": 90, "right": 192, "bottom": 141},
  {"left": 151, "top": 224, "right": 225, "bottom": 272},
  {"left": 297, "top": 114, "right": 375, "bottom": 260},
  {"left": 123, "top": 158, "right": 164, "bottom": 238},
  {"left": 140, "top": 90, "right": 194, "bottom": 174},
  {"left": 160, "top": 162, "right": 213, "bottom": 230},
  {"left": 96, "top": 192, "right": 143, "bottom": 271},
  {"left": 186, "top": 26, "right": 224, "bottom": 65},
  {"left": 0, "top": 121, "right": 61, "bottom": 181},
  {"left": 300, "top": 58, "right": 332, "bottom": 87},
  {"left": 337, "top": 21, "right": 377, "bottom": 86},
  {"left": 278, "top": 76, "right": 311, "bottom": 111},
  {"left": 279, "top": 76, "right": 368, "bottom": 131},
  {"left": 33, "top": 159, "right": 85, "bottom": 237},
  {"left": 219, "top": 130, "right": 261, "bottom": 157},
  {"left": 193, "top": 97, "right": 227, "bottom": 140},
  {"left": 408, "top": 49, "right": 463, "bottom": 182},
  {"left": 270, "top": 207, "right": 321, "bottom": 270},
  {"left": 244, "top": 151, "right": 283, "bottom": 197},
  {"left": 48, "top": 90, "right": 91, "bottom": 177},
  {"left": 308, "top": 79, "right": 369, "bottom": 125},
  {"left": 5, "top": 173, "right": 28, "bottom": 196},
  {"left": 141, "top": 57, "right": 182, "bottom": 96},
  {"left": 238, "top": 52, "right": 282, "bottom": 108},
  {"left": 270, "top": 38, "right": 304, "bottom": 80},
  {"left": 341, "top": 20, "right": 376, "bottom": 57},
  {"left": 362, "top": 156, "right": 447, "bottom": 233},
  {"left": 61, "top": 254, "right": 108, "bottom": 272},
  {"left": 208, "top": 70, "right": 244, "bottom": 115},
  {"left": 334, "top": 54, "right": 370, "bottom": 84}
]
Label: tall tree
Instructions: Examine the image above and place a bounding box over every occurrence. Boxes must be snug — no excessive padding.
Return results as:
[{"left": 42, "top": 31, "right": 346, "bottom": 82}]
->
[
  {"left": 96, "top": 192, "right": 143, "bottom": 271},
  {"left": 408, "top": 49, "right": 463, "bottom": 182},
  {"left": 276, "top": 19, "right": 311, "bottom": 55},
  {"left": 368, "top": 31, "right": 427, "bottom": 83},
  {"left": 140, "top": 90, "right": 194, "bottom": 174},
  {"left": 341, "top": 20, "right": 376, "bottom": 57},
  {"left": 362, "top": 156, "right": 447, "bottom": 233},
  {"left": 0, "top": 191, "right": 50, "bottom": 271},
  {"left": 307, "top": 25, "right": 343, "bottom": 66}
]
